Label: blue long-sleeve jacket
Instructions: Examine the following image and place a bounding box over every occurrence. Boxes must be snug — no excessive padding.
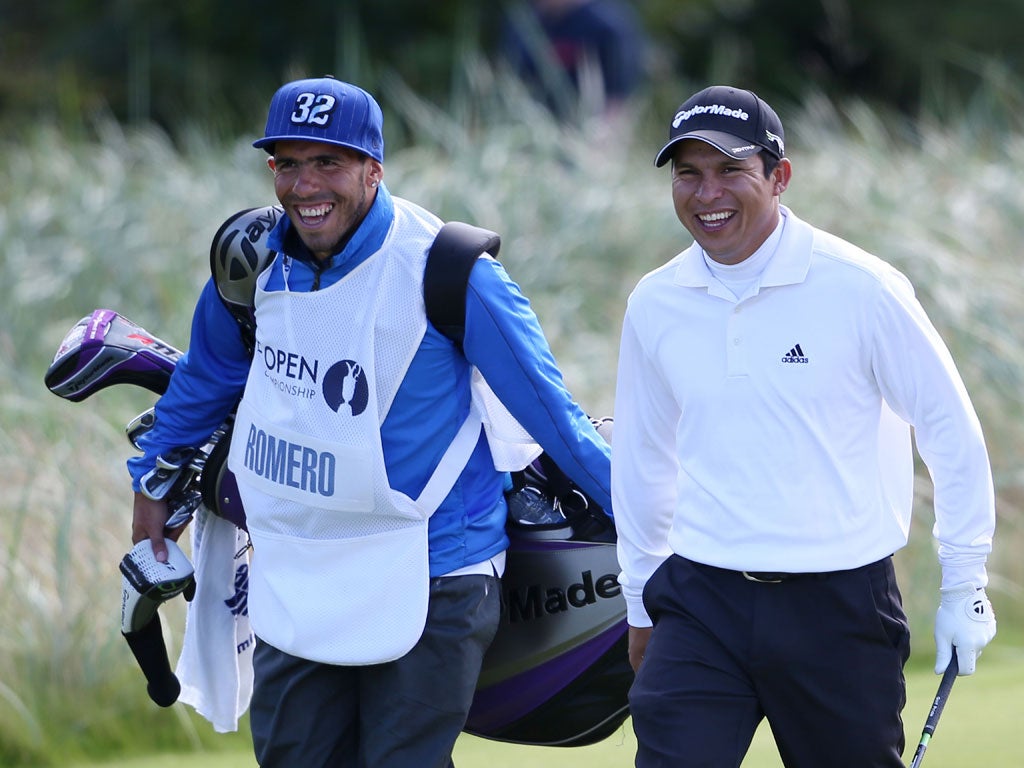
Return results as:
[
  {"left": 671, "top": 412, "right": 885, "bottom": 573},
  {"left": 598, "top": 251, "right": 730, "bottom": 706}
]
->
[{"left": 129, "top": 185, "right": 611, "bottom": 576}]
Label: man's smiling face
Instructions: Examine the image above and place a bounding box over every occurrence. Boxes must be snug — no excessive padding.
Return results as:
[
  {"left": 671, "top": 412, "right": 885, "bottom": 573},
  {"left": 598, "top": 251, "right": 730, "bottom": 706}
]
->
[
  {"left": 670, "top": 139, "right": 790, "bottom": 265},
  {"left": 269, "top": 140, "right": 382, "bottom": 261}
]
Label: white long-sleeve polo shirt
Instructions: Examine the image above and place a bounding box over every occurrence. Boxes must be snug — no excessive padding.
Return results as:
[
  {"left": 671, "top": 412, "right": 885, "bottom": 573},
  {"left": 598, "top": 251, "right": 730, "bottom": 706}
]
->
[{"left": 612, "top": 206, "right": 994, "bottom": 627}]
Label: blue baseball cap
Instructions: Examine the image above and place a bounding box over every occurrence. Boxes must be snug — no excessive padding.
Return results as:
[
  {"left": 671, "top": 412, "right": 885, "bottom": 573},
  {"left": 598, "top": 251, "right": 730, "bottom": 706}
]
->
[{"left": 253, "top": 76, "right": 385, "bottom": 162}]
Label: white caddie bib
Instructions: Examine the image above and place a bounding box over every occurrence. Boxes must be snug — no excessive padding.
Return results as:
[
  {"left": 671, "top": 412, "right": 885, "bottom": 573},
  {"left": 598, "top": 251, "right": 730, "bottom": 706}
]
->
[{"left": 227, "top": 201, "right": 479, "bottom": 664}]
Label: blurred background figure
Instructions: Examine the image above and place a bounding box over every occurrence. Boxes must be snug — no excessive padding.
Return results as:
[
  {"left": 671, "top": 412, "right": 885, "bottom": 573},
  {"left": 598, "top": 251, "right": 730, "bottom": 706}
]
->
[{"left": 499, "top": 0, "right": 648, "bottom": 123}]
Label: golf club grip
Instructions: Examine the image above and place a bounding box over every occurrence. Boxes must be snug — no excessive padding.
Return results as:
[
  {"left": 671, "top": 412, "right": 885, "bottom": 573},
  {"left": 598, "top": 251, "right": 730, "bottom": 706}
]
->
[
  {"left": 924, "top": 654, "right": 959, "bottom": 735},
  {"left": 122, "top": 612, "right": 181, "bottom": 707},
  {"left": 908, "top": 654, "right": 959, "bottom": 768}
]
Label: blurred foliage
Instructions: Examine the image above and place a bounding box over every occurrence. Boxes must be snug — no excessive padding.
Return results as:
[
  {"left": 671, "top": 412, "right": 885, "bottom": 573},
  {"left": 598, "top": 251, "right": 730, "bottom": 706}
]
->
[
  {"left": 3, "top": 3, "right": 1024, "bottom": 763},
  {"left": 3, "top": 0, "right": 1024, "bottom": 139},
  {"left": 4, "top": 81, "right": 1024, "bottom": 765}
]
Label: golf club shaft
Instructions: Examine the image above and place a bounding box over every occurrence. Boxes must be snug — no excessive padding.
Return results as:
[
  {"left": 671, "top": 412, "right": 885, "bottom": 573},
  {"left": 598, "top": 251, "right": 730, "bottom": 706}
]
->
[{"left": 908, "top": 653, "right": 959, "bottom": 768}]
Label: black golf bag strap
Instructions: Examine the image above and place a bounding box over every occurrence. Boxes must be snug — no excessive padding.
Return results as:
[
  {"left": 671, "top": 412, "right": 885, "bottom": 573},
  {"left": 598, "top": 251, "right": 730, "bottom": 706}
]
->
[{"left": 423, "top": 221, "right": 501, "bottom": 350}]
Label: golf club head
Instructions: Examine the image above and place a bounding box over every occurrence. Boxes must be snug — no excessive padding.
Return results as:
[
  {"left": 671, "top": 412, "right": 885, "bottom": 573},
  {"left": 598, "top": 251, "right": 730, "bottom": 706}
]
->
[
  {"left": 210, "top": 205, "right": 283, "bottom": 312},
  {"left": 45, "top": 309, "right": 181, "bottom": 402},
  {"left": 125, "top": 408, "right": 157, "bottom": 450}
]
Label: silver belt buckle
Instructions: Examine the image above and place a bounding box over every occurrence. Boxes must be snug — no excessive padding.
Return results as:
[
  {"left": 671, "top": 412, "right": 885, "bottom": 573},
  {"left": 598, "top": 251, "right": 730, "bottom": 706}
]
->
[{"left": 742, "top": 571, "right": 784, "bottom": 583}]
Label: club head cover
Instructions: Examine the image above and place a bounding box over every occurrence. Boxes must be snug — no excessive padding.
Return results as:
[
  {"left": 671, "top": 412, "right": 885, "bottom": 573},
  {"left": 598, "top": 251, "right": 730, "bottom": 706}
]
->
[
  {"left": 119, "top": 539, "right": 195, "bottom": 634},
  {"left": 119, "top": 540, "right": 193, "bottom": 707},
  {"left": 44, "top": 309, "right": 181, "bottom": 402},
  {"left": 122, "top": 613, "right": 181, "bottom": 707}
]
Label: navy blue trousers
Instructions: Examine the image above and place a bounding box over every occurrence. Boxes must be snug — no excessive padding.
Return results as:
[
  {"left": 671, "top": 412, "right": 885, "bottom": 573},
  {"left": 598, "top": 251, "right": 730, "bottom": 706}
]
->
[
  {"left": 630, "top": 555, "right": 910, "bottom": 768},
  {"left": 250, "top": 573, "right": 500, "bottom": 768}
]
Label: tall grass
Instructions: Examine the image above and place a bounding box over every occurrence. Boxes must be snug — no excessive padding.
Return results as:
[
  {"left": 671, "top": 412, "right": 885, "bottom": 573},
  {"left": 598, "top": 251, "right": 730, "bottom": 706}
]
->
[{"left": 2, "top": 73, "right": 1023, "bottom": 764}]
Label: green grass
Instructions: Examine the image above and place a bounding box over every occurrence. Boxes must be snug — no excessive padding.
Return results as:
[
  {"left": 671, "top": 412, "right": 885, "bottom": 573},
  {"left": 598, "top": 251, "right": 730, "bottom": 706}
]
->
[
  {"left": 462, "top": 649, "right": 1024, "bottom": 767},
  {"left": 67, "top": 646, "right": 1024, "bottom": 767},
  {"left": 4, "top": 74, "right": 1024, "bottom": 765}
]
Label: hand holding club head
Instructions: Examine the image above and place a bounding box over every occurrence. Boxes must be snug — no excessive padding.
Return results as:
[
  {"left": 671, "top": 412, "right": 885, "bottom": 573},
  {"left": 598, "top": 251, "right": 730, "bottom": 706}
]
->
[{"left": 119, "top": 538, "right": 195, "bottom": 707}]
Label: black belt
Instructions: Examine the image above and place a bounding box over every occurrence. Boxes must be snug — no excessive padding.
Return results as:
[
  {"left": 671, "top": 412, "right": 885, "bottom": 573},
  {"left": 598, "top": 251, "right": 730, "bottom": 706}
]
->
[
  {"left": 737, "top": 556, "right": 892, "bottom": 584},
  {"left": 741, "top": 571, "right": 810, "bottom": 583},
  {"left": 686, "top": 556, "right": 892, "bottom": 585}
]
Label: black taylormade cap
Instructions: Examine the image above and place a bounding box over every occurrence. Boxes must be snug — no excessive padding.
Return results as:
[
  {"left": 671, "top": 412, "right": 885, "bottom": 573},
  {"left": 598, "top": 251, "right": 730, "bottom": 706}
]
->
[{"left": 654, "top": 85, "right": 785, "bottom": 167}]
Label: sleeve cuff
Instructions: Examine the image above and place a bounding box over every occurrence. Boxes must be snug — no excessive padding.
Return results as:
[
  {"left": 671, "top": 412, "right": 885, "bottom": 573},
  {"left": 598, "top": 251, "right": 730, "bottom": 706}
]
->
[
  {"left": 940, "top": 564, "right": 988, "bottom": 591},
  {"left": 624, "top": 591, "right": 653, "bottom": 628}
]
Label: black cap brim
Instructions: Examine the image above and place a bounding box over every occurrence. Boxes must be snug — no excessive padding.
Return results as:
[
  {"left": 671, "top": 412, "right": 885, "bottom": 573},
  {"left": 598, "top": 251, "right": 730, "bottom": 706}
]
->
[{"left": 654, "top": 130, "right": 764, "bottom": 167}]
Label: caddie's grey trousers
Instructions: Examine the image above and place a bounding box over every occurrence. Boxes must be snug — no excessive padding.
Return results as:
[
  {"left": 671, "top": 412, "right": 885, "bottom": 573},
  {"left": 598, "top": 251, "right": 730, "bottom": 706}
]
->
[{"left": 250, "top": 573, "right": 500, "bottom": 768}]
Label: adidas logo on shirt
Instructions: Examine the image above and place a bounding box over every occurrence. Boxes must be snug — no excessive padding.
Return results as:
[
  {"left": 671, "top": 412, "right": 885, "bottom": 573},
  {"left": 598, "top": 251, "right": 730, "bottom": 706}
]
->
[{"left": 781, "top": 344, "right": 809, "bottom": 364}]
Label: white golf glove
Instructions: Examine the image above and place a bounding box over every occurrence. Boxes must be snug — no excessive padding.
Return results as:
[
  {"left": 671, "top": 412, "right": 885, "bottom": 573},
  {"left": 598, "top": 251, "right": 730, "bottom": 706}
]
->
[{"left": 934, "top": 583, "right": 996, "bottom": 675}]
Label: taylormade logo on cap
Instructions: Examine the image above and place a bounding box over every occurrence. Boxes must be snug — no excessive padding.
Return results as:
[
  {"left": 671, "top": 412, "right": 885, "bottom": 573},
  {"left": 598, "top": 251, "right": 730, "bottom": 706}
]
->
[{"left": 673, "top": 104, "right": 750, "bottom": 127}]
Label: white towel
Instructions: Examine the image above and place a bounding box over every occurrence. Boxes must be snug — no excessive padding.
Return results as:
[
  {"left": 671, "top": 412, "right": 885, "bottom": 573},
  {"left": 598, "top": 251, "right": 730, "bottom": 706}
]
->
[
  {"left": 176, "top": 505, "right": 255, "bottom": 733},
  {"left": 470, "top": 369, "right": 542, "bottom": 471}
]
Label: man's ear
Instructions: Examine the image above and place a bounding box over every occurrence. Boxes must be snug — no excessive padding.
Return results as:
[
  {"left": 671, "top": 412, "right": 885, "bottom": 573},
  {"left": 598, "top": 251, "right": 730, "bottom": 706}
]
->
[
  {"left": 367, "top": 159, "right": 383, "bottom": 187},
  {"left": 267, "top": 156, "right": 277, "bottom": 173},
  {"left": 773, "top": 157, "right": 793, "bottom": 196}
]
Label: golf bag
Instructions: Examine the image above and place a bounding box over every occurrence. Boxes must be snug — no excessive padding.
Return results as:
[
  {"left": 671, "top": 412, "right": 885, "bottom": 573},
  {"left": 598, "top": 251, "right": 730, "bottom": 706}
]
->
[
  {"left": 464, "top": 446, "right": 631, "bottom": 747},
  {"left": 44, "top": 208, "right": 631, "bottom": 745}
]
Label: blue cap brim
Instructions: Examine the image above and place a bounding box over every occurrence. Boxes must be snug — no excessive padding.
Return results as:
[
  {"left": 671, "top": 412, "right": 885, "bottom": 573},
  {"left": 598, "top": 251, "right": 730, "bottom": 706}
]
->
[{"left": 252, "top": 135, "right": 383, "bottom": 163}]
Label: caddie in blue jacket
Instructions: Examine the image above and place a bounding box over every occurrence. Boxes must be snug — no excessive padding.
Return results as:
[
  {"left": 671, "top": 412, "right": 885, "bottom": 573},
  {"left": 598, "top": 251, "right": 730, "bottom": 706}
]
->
[{"left": 129, "top": 75, "right": 611, "bottom": 768}]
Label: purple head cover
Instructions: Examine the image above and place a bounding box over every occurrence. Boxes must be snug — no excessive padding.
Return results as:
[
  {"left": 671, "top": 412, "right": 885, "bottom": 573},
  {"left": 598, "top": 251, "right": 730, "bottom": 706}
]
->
[{"left": 45, "top": 309, "right": 182, "bottom": 401}]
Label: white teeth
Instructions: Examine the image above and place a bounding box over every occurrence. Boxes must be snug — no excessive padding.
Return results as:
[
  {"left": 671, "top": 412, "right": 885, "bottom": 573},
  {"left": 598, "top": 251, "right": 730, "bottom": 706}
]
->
[
  {"left": 699, "top": 211, "right": 732, "bottom": 223},
  {"left": 298, "top": 204, "right": 332, "bottom": 218}
]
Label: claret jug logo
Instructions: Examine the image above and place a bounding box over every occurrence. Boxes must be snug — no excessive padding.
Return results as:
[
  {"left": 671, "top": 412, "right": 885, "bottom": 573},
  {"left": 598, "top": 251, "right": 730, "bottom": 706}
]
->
[
  {"left": 322, "top": 359, "right": 369, "bottom": 416},
  {"left": 255, "top": 340, "right": 370, "bottom": 415}
]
